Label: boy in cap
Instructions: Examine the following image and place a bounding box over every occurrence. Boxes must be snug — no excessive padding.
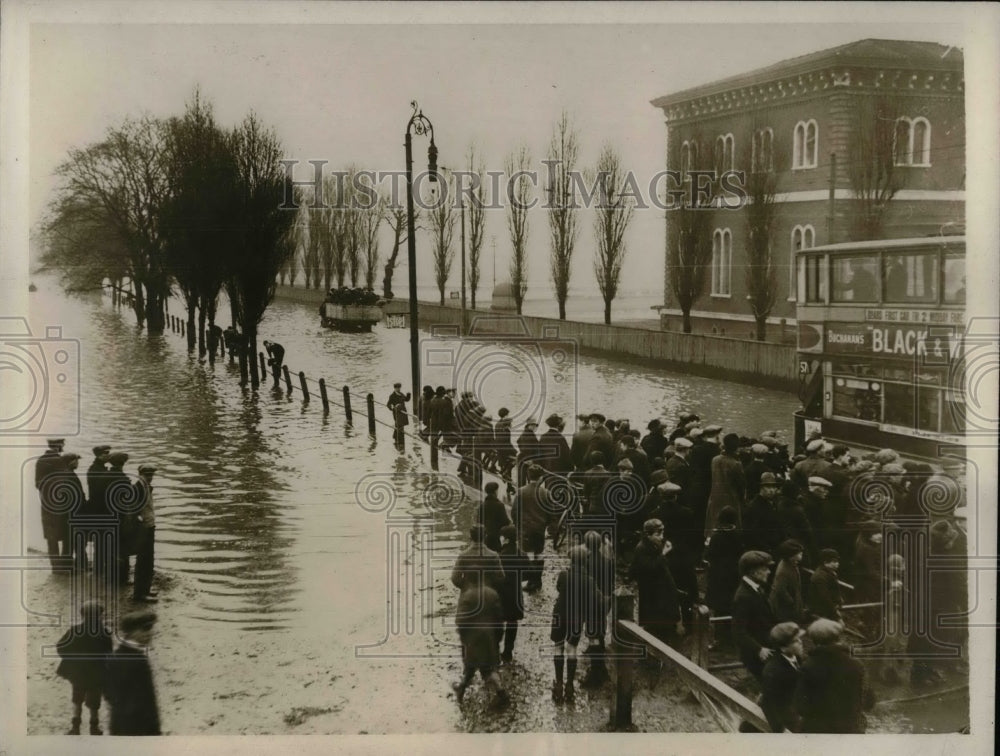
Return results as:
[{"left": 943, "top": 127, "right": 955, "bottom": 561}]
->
[
  {"left": 131, "top": 464, "right": 159, "bottom": 603},
  {"left": 56, "top": 600, "right": 112, "bottom": 734},
  {"left": 769, "top": 540, "right": 805, "bottom": 624},
  {"left": 795, "top": 619, "right": 875, "bottom": 733},
  {"left": 807, "top": 549, "right": 842, "bottom": 621},
  {"left": 479, "top": 481, "right": 511, "bottom": 553},
  {"left": 731, "top": 550, "right": 777, "bottom": 680},
  {"left": 760, "top": 622, "right": 805, "bottom": 732},
  {"left": 105, "top": 610, "right": 161, "bottom": 735},
  {"left": 627, "top": 519, "right": 684, "bottom": 649},
  {"left": 497, "top": 525, "right": 525, "bottom": 664}
]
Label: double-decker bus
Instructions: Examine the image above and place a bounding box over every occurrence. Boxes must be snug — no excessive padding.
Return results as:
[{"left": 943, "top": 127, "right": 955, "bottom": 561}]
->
[{"left": 794, "top": 235, "right": 966, "bottom": 461}]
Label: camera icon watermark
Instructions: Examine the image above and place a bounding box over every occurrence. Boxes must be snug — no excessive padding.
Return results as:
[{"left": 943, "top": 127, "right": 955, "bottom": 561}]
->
[
  {"left": 0, "top": 317, "right": 80, "bottom": 439},
  {"left": 419, "top": 315, "right": 579, "bottom": 430}
]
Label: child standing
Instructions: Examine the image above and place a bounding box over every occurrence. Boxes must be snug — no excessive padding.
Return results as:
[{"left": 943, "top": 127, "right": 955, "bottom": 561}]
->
[{"left": 55, "top": 600, "right": 112, "bottom": 735}]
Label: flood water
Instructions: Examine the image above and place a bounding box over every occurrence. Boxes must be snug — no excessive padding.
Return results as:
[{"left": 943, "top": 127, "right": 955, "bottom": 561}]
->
[{"left": 24, "top": 279, "right": 804, "bottom": 733}]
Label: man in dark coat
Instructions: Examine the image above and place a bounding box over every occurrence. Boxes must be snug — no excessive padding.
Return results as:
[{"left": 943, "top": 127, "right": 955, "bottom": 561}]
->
[
  {"left": 493, "top": 407, "right": 517, "bottom": 479},
  {"left": 705, "top": 433, "right": 747, "bottom": 539},
  {"left": 131, "top": 464, "right": 159, "bottom": 603},
  {"left": 56, "top": 600, "right": 112, "bottom": 735},
  {"left": 777, "top": 486, "right": 816, "bottom": 567},
  {"left": 512, "top": 465, "right": 549, "bottom": 592},
  {"left": 743, "top": 443, "right": 770, "bottom": 502},
  {"left": 640, "top": 418, "right": 668, "bottom": 464},
  {"left": 585, "top": 413, "right": 615, "bottom": 469},
  {"left": 452, "top": 583, "right": 509, "bottom": 707},
  {"left": 537, "top": 414, "right": 572, "bottom": 476},
  {"left": 704, "top": 507, "right": 743, "bottom": 617},
  {"left": 550, "top": 546, "right": 604, "bottom": 703},
  {"left": 479, "top": 482, "right": 511, "bottom": 553},
  {"left": 791, "top": 438, "right": 831, "bottom": 490},
  {"left": 386, "top": 382, "right": 411, "bottom": 448},
  {"left": 743, "top": 472, "right": 785, "bottom": 555},
  {"left": 59, "top": 453, "right": 90, "bottom": 572},
  {"left": 36, "top": 438, "right": 69, "bottom": 571},
  {"left": 795, "top": 619, "right": 875, "bottom": 733},
  {"left": 618, "top": 434, "right": 651, "bottom": 485},
  {"left": 627, "top": 519, "right": 684, "bottom": 646},
  {"left": 687, "top": 426, "right": 721, "bottom": 544},
  {"left": 104, "top": 452, "right": 134, "bottom": 586},
  {"left": 664, "top": 437, "right": 694, "bottom": 497},
  {"left": 769, "top": 539, "right": 806, "bottom": 624},
  {"left": 515, "top": 418, "right": 541, "bottom": 486},
  {"left": 807, "top": 549, "right": 842, "bottom": 621},
  {"left": 570, "top": 416, "right": 596, "bottom": 471},
  {"left": 223, "top": 325, "right": 240, "bottom": 362},
  {"left": 263, "top": 340, "right": 285, "bottom": 386},
  {"left": 105, "top": 610, "right": 161, "bottom": 735},
  {"left": 451, "top": 525, "right": 505, "bottom": 594},
  {"left": 760, "top": 622, "right": 805, "bottom": 733},
  {"left": 730, "top": 550, "right": 777, "bottom": 680},
  {"left": 85, "top": 445, "right": 114, "bottom": 578},
  {"left": 497, "top": 525, "right": 525, "bottom": 664}
]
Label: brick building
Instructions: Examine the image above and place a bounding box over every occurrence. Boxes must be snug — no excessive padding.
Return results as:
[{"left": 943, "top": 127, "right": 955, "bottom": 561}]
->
[{"left": 650, "top": 39, "right": 965, "bottom": 340}]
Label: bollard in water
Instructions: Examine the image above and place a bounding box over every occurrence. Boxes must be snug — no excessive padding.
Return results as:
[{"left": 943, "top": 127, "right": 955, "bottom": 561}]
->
[
  {"left": 259, "top": 352, "right": 267, "bottom": 380},
  {"left": 299, "top": 371, "right": 309, "bottom": 402},
  {"left": 282, "top": 365, "right": 293, "bottom": 393},
  {"left": 366, "top": 393, "right": 376, "bottom": 436},
  {"left": 318, "top": 378, "right": 330, "bottom": 413},
  {"left": 343, "top": 386, "right": 353, "bottom": 424}
]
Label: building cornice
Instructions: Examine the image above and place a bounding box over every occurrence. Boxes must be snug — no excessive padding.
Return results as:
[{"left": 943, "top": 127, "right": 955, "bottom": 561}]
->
[{"left": 655, "top": 66, "right": 963, "bottom": 124}]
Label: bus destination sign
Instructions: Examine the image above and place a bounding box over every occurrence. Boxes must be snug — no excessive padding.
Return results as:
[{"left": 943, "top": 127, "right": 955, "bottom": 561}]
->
[{"left": 864, "top": 308, "right": 964, "bottom": 325}]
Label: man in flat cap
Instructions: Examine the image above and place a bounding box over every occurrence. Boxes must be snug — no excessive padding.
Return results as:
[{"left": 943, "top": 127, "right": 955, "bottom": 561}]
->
[
  {"left": 585, "top": 413, "right": 615, "bottom": 470},
  {"left": 792, "top": 438, "right": 832, "bottom": 491},
  {"left": 105, "top": 610, "right": 161, "bottom": 735},
  {"left": 664, "top": 436, "right": 693, "bottom": 493},
  {"left": 56, "top": 599, "right": 112, "bottom": 735},
  {"left": 515, "top": 418, "right": 541, "bottom": 487},
  {"left": 537, "top": 413, "right": 572, "bottom": 477},
  {"left": 743, "top": 472, "right": 784, "bottom": 556},
  {"left": 628, "top": 519, "right": 684, "bottom": 647},
  {"left": 36, "top": 438, "right": 69, "bottom": 571},
  {"left": 640, "top": 418, "right": 668, "bottom": 463},
  {"left": 59, "top": 452, "right": 90, "bottom": 572},
  {"left": 85, "top": 445, "right": 113, "bottom": 578},
  {"left": 731, "top": 550, "right": 777, "bottom": 680},
  {"left": 769, "top": 540, "right": 806, "bottom": 624},
  {"left": 795, "top": 619, "right": 875, "bottom": 733},
  {"left": 105, "top": 452, "right": 133, "bottom": 586},
  {"left": 131, "top": 464, "right": 159, "bottom": 603},
  {"left": 807, "top": 548, "right": 842, "bottom": 621},
  {"left": 744, "top": 443, "right": 770, "bottom": 501},
  {"left": 387, "top": 382, "right": 411, "bottom": 449},
  {"left": 760, "top": 622, "right": 805, "bottom": 732}
]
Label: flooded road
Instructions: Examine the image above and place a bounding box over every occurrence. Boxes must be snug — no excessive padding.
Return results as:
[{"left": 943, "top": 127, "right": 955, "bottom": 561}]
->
[{"left": 24, "top": 280, "right": 802, "bottom": 733}]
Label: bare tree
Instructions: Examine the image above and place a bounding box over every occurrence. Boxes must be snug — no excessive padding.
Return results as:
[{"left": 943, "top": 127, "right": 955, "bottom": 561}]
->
[
  {"left": 848, "top": 94, "right": 906, "bottom": 240},
  {"left": 505, "top": 145, "right": 531, "bottom": 314},
  {"left": 466, "top": 146, "right": 487, "bottom": 309},
  {"left": 666, "top": 138, "right": 712, "bottom": 333},
  {"left": 361, "top": 190, "right": 386, "bottom": 290},
  {"left": 429, "top": 184, "right": 456, "bottom": 306},
  {"left": 743, "top": 119, "right": 781, "bottom": 341},
  {"left": 546, "top": 112, "right": 580, "bottom": 320},
  {"left": 592, "top": 144, "right": 635, "bottom": 325},
  {"left": 343, "top": 166, "right": 363, "bottom": 286},
  {"left": 382, "top": 203, "right": 419, "bottom": 299}
]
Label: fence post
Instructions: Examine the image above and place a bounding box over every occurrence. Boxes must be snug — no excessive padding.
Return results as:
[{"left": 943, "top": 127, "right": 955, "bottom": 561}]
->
[
  {"left": 282, "top": 365, "right": 293, "bottom": 393},
  {"left": 259, "top": 352, "right": 267, "bottom": 380},
  {"left": 691, "top": 604, "right": 712, "bottom": 670},
  {"left": 609, "top": 589, "right": 636, "bottom": 732},
  {"left": 180, "top": 320, "right": 185, "bottom": 337},
  {"left": 343, "top": 386, "right": 353, "bottom": 424},
  {"left": 319, "top": 378, "right": 330, "bottom": 413},
  {"left": 366, "top": 393, "right": 376, "bottom": 436},
  {"left": 299, "top": 371, "right": 309, "bottom": 402}
]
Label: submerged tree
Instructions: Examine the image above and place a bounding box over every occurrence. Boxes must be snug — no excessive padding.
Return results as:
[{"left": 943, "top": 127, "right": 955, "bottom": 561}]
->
[
  {"left": 465, "top": 146, "right": 487, "bottom": 309},
  {"left": 505, "top": 145, "right": 531, "bottom": 315},
  {"left": 591, "top": 144, "right": 635, "bottom": 325},
  {"left": 382, "top": 203, "right": 419, "bottom": 300},
  {"left": 743, "top": 118, "right": 781, "bottom": 341},
  {"left": 430, "top": 181, "right": 456, "bottom": 306}
]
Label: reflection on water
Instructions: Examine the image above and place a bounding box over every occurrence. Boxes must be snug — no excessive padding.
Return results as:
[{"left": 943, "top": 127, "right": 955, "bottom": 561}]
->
[{"left": 27, "top": 283, "right": 797, "bottom": 638}]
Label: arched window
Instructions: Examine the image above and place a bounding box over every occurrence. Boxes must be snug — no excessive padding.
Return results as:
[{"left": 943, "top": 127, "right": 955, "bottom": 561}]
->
[
  {"left": 712, "top": 228, "right": 732, "bottom": 296},
  {"left": 793, "top": 120, "right": 818, "bottom": 169},
  {"left": 894, "top": 117, "right": 932, "bottom": 167},
  {"left": 752, "top": 128, "right": 773, "bottom": 172},
  {"left": 714, "top": 134, "right": 735, "bottom": 174},
  {"left": 790, "top": 225, "right": 815, "bottom": 299},
  {"left": 680, "top": 141, "right": 691, "bottom": 178}
]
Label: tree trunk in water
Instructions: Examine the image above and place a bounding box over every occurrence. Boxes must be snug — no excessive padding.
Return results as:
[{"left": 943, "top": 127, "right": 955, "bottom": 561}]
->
[
  {"left": 471, "top": 291, "right": 477, "bottom": 310},
  {"left": 206, "top": 298, "right": 218, "bottom": 365},
  {"left": 186, "top": 300, "right": 197, "bottom": 351},
  {"left": 755, "top": 318, "right": 767, "bottom": 342},
  {"left": 145, "top": 290, "right": 165, "bottom": 334},
  {"left": 682, "top": 310, "right": 692, "bottom": 334},
  {"left": 197, "top": 307, "right": 207, "bottom": 357},
  {"left": 439, "top": 289, "right": 445, "bottom": 306},
  {"left": 132, "top": 284, "right": 146, "bottom": 327},
  {"left": 558, "top": 300, "right": 566, "bottom": 320},
  {"left": 248, "top": 330, "right": 260, "bottom": 390},
  {"left": 604, "top": 300, "right": 611, "bottom": 325}
]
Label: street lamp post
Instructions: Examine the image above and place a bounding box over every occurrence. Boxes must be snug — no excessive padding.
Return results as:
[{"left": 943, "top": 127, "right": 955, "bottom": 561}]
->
[{"left": 405, "top": 101, "right": 437, "bottom": 417}]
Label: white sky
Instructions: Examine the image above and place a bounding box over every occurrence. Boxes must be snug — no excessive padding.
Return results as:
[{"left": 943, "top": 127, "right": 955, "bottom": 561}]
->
[{"left": 12, "top": 3, "right": 979, "bottom": 298}]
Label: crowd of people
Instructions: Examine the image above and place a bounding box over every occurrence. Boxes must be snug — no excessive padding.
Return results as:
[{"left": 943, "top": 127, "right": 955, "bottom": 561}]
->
[
  {"left": 34, "top": 438, "right": 159, "bottom": 604},
  {"left": 440, "top": 401, "right": 967, "bottom": 732}
]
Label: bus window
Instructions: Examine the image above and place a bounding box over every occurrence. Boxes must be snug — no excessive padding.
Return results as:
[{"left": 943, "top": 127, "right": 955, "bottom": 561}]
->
[
  {"left": 883, "top": 252, "right": 938, "bottom": 304},
  {"left": 943, "top": 254, "right": 966, "bottom": 304},
  {"left": 804, "top": 256, "right": 827, "bottom": 302},
  {"left": 831, "top": 361, "right": 882, "bottom": 422},
  {"left": 883, "top": 381, "right": 915, "bottom": 428},
  {"left": 916, "top": 383, "right": 940, "bottom": 432},
  {"left": 832, "top": 255, "right": 879, "bottom": 302},
  {"left": 941, "top": 388, "right": 965, "bottom": 434}
]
